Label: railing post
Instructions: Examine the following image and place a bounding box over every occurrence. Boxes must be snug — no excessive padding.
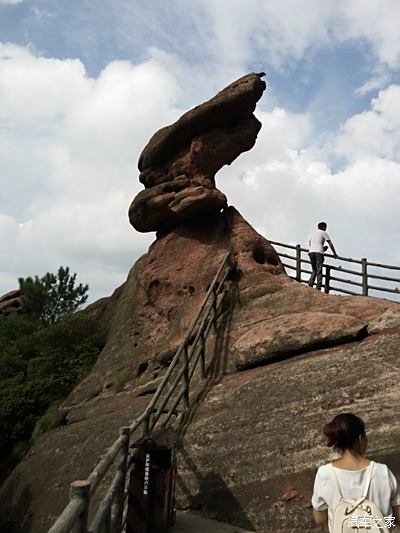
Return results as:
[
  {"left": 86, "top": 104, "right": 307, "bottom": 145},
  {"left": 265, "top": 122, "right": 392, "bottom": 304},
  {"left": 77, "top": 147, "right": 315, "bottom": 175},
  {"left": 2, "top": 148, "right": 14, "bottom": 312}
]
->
[
  {"left": 70, "top": 480, "right": 90, "bottom": 533},
  {"left": 183, "top": 346, "right": 190, "bottom": 408},
  {"left": 295, "top": 244, "right": 302, "bottom": 282},
  {"left": 110, "top": 427, "right": 130, "bottom": 533},
  {"left": 362, "top": 258, "right": 368, "bottom": 296},
  {"left": 200, "top": 330, "right": 206, "bottom": 379},
  {"left": 142, "top": 414, "right": 150, "bottom": 437},
  {"left": 212, "top": 286, "right": 218, "bottom": 330},
  {"left": 104, "top": 507, "right": 112, "bottom": 533},
  {"left": 324, "top": 265, "right": 331, "bottom": 294},
  {"left": 47, "top": 252, "right": 235, "bottom": 533}
]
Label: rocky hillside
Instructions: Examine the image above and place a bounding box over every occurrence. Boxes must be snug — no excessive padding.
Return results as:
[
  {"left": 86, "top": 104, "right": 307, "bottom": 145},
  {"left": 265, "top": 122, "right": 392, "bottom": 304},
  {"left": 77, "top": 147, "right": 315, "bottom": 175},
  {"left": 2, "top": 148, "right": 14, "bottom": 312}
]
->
[{"left": 1, "top": 73, "right": 399, "bottom": 533}]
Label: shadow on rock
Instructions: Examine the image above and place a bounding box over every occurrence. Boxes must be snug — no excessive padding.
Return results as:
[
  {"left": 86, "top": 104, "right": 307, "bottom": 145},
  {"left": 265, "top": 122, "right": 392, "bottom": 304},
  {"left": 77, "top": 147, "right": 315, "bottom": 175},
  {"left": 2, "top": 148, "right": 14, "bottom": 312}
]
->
[
  {"left": 177, "top": 445, "right": 256, "bottom": 531},
  {"left": 0, "top": 471, "right": 33, "bottom": 533},
  {"left": 176, "top": 277, "right": 236, "bottom": 441}
]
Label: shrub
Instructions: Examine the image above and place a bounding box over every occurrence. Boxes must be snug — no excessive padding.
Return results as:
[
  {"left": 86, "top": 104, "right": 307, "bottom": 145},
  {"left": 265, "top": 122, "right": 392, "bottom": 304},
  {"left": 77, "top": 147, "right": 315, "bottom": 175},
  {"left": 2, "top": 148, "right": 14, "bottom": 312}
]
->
[
  {"left": 31, "top": 402, "right": 63, "bottom": 443},
  {"left": 0, "top": 310, "right": 105, "bottom": 483}
]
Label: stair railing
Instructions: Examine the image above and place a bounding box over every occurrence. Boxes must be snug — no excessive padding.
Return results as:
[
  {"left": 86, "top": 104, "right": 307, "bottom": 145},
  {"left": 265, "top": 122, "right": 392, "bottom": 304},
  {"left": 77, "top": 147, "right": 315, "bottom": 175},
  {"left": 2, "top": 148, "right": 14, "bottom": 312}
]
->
[
  {"left": 48, "top": 251, "right": 233, "bottom": 533},
  {"left": 270, "top": 240, "right": 400, "bottom": 301}
]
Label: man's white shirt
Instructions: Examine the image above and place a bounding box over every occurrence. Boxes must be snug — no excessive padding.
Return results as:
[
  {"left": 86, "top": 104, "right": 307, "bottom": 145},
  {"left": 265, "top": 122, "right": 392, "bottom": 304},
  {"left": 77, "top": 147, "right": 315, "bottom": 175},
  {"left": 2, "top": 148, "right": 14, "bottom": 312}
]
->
[{"left": 308, "top": 229, "right": 331, "bottom": 253}]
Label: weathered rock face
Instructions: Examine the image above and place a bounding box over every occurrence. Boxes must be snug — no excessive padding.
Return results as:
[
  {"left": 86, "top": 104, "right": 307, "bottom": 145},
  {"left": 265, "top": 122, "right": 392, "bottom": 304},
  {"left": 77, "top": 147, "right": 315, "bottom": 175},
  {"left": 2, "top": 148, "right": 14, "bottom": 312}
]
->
[
  {"left": 176, "top": 328, "right": 400, "bottom": 532},
  {"left": 0, "top": 208, "right": 284, "bottom": 532},
  {"left": 63, "top": 213, "right": 237, "bottom": 408},
  {"left": 1, "top": 208, "right": 399, "bottom": 532},
  {"left": 1, "top": 73, "right": 400, "bottom": 533},
  {"left": 129, "top": 72, "right": 266, "bottom": 233},
  {"left": 0, "top": 289, "right": 22, "bottom": 315}
]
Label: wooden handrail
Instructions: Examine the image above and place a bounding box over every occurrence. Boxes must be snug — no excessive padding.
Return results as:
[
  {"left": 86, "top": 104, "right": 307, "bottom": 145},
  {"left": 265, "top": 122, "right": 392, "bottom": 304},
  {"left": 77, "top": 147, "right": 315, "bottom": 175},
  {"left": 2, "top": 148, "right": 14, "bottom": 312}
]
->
[
  {"left": 47, "top": 252, "right": 234, "bottom": 533},
  {"left": 271, "top": 240, "right": 400, "bottom": 300}
]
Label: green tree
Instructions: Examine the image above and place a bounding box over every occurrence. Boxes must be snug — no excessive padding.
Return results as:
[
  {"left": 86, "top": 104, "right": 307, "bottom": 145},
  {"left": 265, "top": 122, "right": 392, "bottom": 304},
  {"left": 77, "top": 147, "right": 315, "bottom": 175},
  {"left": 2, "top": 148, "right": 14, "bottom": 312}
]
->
[
  {"left": 0, "top": 311, "right": 105, "bottom": 483},
  {"left": 19, "top": 266, "right": 89, "bottom": 324},
  {"left": 0, "top": 313, "right": 39, "bottom": 352}
]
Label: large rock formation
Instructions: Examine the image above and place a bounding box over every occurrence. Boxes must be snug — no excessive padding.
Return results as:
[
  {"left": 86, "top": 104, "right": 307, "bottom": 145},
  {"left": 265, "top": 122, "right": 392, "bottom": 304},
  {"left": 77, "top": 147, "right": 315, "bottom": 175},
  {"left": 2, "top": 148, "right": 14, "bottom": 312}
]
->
[
  {"left": 129, "top": 72, "right": 266, "bottom": 234},
  {"left": 1, "top": 74, "right": 400, "bottom": 533},
  {"left": 176, "top": 328, "right": 400, "bottom": 532}
]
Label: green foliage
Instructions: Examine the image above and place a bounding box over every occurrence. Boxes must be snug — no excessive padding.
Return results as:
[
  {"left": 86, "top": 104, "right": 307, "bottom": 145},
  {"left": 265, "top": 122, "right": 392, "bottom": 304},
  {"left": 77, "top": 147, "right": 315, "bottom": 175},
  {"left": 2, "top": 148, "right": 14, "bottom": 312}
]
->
[
  {"left": 19, "top": 266, "right": 88, "bottom": 324},
  {"left": 0, "top": 313, "right": 39, "bottom": 352},
  {"left": 31, "top": 402, "right": 62, "bottom": 443},
  {"left": 113, "top": 370, "right": 132, "bottom": 393},
  {"left": 0, "top": 309, "right": 105, "bottom": 483}
]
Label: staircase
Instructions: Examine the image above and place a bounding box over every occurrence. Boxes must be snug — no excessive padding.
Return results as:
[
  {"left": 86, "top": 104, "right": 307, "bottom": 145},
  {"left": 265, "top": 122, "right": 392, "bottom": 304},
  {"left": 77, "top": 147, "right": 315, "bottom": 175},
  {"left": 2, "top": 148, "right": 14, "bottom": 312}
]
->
[{"left": 48, "top": 252, "right": 234, "bottom": 533}]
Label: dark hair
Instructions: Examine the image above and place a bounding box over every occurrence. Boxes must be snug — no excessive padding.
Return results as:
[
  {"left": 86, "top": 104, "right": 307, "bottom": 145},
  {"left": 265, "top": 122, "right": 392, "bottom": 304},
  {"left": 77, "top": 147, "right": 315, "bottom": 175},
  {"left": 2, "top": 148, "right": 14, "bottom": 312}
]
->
[
  {"left": 318, "top": 222, "right": 327, "bottom": 230},
  {"left": 323, "top": 413, "right": 366, "bottom": 452}
]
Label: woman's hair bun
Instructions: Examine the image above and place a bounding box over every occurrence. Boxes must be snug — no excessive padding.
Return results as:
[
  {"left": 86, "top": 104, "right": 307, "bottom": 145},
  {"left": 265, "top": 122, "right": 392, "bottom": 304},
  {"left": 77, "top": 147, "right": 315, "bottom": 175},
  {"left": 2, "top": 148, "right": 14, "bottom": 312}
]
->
[{"left": 323, "top": 413, "right": 365, "bottom": 452}]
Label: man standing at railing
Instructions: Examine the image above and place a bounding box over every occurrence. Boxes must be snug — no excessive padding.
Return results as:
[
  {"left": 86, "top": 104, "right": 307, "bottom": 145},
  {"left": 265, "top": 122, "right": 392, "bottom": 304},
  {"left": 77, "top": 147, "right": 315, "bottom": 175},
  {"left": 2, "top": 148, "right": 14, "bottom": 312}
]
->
[{"left": 307, "top": 222, "right": 337, "bottom": 290}]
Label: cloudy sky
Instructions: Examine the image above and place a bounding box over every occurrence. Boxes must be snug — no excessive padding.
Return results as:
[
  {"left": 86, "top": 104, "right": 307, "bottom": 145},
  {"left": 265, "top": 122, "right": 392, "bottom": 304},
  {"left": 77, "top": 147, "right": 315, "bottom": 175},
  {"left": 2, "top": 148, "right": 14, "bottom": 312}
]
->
[{"left": 1, "top": 0, "right": 400, "bottom": 302}]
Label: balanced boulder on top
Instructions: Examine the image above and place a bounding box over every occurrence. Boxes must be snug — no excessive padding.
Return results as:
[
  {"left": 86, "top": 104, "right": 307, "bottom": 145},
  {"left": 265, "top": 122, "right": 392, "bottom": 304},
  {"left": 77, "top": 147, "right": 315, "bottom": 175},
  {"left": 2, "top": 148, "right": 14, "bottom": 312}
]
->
[{"left": 129, "top": 72, "right": 266, "bottom": 233}]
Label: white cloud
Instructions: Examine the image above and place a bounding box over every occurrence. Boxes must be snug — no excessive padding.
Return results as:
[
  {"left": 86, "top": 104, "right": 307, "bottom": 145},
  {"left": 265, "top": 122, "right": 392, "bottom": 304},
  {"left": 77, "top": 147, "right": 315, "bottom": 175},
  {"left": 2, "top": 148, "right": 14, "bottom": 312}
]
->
[
  {"left": 61, "top": 0, "right": 400, "bottom": 82},
  {"left": 1, "top": 38, "right": 399, "bottom": 305},
  {"left": 354, "top": 70, "right": 391, "bottom": 97},
  {"left": 0, "top": 44, "right": 179, "bottom": 301},
  {"left": 335, "top": 85, "right": 400, "bottom": 162},
  {"left": 124, "top": 0, "right": 400, "bottom": 71},
  {"left": 221, "top": 100, "right": 400, "bottom": 264},
  {"left": 340, "top": 0, "right": 400, "bottom": 69},
  {"left": 0, "top": 0, "right": 23, "bottom": 4}
]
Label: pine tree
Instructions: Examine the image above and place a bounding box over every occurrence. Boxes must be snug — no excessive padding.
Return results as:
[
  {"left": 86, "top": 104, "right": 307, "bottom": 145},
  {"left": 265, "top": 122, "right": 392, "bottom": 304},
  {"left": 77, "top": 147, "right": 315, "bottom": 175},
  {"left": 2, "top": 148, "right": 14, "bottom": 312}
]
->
[{"left": 18, "top": 266, "right": 89, "bottom": 324}]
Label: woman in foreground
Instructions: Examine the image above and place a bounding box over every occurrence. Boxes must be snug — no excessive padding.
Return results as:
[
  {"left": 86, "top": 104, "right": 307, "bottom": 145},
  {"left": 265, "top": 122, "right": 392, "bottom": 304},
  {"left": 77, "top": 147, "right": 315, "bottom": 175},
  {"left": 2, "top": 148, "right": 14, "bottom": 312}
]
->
[{"left": 312, "top": 413, "right": 400, "bottom": 531}]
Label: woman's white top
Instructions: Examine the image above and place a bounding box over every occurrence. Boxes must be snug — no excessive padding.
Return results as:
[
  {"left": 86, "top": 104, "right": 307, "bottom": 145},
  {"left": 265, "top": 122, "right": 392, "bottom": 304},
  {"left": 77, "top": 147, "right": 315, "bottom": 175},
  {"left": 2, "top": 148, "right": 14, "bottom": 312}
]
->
[{"left": 312, "top": 462, "right": 400, "bottom": 529}]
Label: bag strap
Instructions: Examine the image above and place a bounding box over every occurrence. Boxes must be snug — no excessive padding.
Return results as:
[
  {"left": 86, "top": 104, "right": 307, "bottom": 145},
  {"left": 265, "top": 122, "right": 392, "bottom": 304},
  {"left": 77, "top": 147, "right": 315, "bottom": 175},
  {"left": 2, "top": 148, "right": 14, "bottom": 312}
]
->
[
  {"left": 330, "top": 463, "right": 343, "bottom": 498},
  {"left": 330, "top": 461, "right": 374, "bottom": 499},
  {"left": 362, "top": 461, "right": 375, "bottom": 498}
]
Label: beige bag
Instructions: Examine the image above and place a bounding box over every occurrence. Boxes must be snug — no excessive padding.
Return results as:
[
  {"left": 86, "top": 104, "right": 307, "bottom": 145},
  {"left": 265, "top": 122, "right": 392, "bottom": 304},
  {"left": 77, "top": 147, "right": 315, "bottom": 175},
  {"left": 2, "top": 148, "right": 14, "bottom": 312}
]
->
[{"left": 330, "top": 462, "right": 390, "bottom": 532}]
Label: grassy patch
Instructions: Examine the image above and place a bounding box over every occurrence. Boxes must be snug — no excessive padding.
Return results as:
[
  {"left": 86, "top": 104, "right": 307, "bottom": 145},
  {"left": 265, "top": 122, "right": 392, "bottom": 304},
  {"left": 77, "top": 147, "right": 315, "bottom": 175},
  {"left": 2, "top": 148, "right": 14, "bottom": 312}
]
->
[{"left": 31, "top": 402, "right": 62, "bottom": 443}]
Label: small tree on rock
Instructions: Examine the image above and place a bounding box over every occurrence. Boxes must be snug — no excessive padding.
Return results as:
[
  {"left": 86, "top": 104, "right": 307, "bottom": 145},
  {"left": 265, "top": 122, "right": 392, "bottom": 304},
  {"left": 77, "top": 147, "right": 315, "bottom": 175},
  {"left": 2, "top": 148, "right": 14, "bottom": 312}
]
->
[{"left": 19, "top": 267, "right": 89, "bottom": 324}]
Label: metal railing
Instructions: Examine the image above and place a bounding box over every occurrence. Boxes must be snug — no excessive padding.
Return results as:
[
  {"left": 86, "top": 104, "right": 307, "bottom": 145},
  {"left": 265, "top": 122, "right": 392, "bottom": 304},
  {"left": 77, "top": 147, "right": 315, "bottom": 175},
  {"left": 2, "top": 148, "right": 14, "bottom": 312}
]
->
[
  {"left": 48, "top": 251, "right": 233, "bottom": 533},
  {"left": 270, "top": 241, "right": 400, "bottom": 301}
]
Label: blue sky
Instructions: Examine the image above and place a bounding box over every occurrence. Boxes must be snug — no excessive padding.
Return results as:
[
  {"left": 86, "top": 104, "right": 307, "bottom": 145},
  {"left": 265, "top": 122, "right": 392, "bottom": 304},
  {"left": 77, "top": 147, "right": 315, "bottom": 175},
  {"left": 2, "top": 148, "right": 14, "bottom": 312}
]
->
[{"left": 1, "top": 0, "right": 400, "bottom": 301}]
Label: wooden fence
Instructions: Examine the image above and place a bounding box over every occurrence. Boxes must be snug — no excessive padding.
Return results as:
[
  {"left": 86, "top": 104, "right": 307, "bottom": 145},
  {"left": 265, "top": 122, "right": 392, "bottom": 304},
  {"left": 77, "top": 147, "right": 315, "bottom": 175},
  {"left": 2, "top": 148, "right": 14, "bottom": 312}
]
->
[
  {"left": 270, "top": 241, "right": 400, "bottom": 302},
  {"left": 47, "top": 252, "right": 233, "bottom": 533}
]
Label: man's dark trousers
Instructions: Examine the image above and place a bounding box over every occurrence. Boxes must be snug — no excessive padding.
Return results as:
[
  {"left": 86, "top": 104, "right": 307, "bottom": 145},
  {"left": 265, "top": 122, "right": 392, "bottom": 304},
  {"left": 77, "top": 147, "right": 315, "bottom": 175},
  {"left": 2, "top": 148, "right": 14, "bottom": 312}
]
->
[{"left": 308, "top": 252, "right": 324, "bottom": 290}]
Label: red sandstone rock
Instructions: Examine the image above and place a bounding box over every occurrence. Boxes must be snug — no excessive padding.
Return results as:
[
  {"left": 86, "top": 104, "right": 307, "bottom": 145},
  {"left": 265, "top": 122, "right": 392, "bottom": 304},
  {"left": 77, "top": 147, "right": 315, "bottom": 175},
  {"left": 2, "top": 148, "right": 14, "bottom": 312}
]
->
[
  {"left": 129, "top": 73, "right": 266, "bottom": 233},
  {"left": 0, "top": 288, "right": 22, "bottom": 315},
  {"left": 138, "top": 73, "right": 266, "bottom": 172},
  {"left": 2, "top": 73, "right": 400, "bottom": 533},
  {"left": 280, "top": 487, "right": 299, "bottom": 502},
  {"left": 176, "top": 330, "right": 400, "bottom": 531},
  {"left": 2, "top": 207, "right": 398, "bottom": 533}
]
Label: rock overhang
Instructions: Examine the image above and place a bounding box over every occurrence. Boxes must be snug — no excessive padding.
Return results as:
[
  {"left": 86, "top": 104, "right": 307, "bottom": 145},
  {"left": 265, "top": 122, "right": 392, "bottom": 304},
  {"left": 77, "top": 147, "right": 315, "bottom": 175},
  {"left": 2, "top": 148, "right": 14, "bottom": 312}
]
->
[{"left": 129, "top": 72, "right": 266, "bottom": 234}]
